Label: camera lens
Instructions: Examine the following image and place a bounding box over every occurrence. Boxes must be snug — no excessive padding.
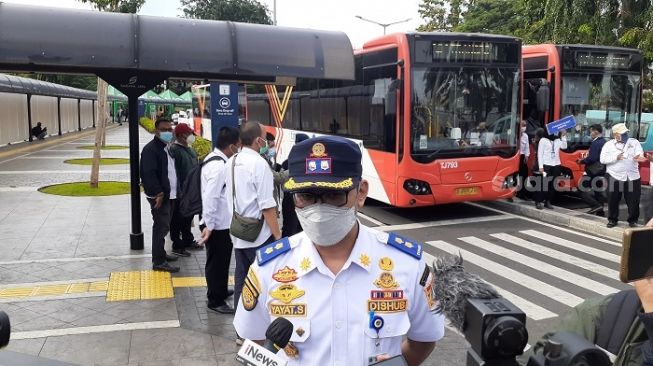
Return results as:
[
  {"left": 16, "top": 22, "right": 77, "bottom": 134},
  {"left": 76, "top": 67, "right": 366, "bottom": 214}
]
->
[
  {"left": 484, "top": 315, "right": 528, "bottom": 358},
  {"left": 0, "top": 311, "right": 10, "bottom": 349}
]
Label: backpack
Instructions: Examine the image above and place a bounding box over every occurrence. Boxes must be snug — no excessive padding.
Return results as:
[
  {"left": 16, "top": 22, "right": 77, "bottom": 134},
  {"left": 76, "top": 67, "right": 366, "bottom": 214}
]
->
[
  {"left": 596, "top": 289, "right": 642, "bottom": 357},
  {"left": 178, "top": 155, "right": 225, "bottom": 217}
]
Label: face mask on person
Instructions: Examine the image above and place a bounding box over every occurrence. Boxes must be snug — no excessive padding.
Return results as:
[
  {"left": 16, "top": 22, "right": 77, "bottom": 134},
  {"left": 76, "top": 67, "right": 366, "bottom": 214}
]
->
[
  {"left": 295, "top": 204, "right": 357, "bottom": 247},
  {"left": 620, "top": 132, "right": 629, "bottom": 142},
  {"left": 521, "top": 126, "right": 526, "bottom": 133},
  {"left": 258, "top": 137, "right": 269, "bottom": 155},
  {"left": 159, "top": 131, "right": 173, "bottom": 143},
  {"left": 267, "top": 147, "right": 277, "bottom": 160},
  {"left": 230, "top": 144, "right": 240, "bottom": 155},
  {"left": 186, "top": 134, "right": 196, "bottom": 145}
]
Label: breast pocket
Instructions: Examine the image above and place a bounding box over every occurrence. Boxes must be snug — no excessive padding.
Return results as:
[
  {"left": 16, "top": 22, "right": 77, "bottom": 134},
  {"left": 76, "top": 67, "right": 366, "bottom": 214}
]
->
[{"left": 363, "top": 312, "right": 410, "bottom": 358}]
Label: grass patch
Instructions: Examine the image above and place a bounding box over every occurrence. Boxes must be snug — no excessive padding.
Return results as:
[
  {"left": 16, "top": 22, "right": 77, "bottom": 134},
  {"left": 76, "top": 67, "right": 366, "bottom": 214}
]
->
[
  {"left": 77, "top": 145, "right": 128, "bottom": 150},
  {"left": 39, "top": 181, "right": 135, "bottom": 196},
  {"left": 64, "top": 158, "right": 130, "bottom": 165}
]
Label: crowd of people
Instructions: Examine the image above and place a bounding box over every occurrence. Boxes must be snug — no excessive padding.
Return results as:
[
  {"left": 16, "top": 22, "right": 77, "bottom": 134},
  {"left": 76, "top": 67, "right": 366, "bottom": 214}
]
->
[{"left": 516, "top": 122, "right": 651, "bottom": 227}]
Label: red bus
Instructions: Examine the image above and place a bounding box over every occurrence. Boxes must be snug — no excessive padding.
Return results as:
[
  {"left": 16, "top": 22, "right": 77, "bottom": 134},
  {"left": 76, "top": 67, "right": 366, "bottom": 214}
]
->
[
  {"left": 522, "top": 44, "right": 643, "bottom": 188},
  {"left": 246, "top": 32, "right": 522, "bottom": 207}
]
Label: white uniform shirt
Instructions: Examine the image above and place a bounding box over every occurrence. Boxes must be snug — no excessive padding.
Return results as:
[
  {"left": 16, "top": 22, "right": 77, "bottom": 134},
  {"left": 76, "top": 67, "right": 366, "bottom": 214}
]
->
[
  {"left": 519, "top": 132, "right": 530, "bottom": 158},
  {"left": 200, "top": 148, "right": 229, "bottom": 231},
  {"left": 226, "top": 147, "right": 277, "bottom": 249},
  {"left": 233, "top": 225, "right": 445, "bottom": 365},
  {"left": 165, "top": 145, "right": 177, "bottom": 200},
  {"left": 600, "top": 138, "right": 643, "bottom": 181},
  {"left": 538, "top": 137, "right": 567, "bottom": 169}
]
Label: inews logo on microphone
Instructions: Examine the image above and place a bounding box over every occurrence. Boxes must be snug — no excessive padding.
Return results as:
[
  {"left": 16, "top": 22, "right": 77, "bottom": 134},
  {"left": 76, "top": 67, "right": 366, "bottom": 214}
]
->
[{"left": 236, "top": 339, "right": 287, "bottom": 366}]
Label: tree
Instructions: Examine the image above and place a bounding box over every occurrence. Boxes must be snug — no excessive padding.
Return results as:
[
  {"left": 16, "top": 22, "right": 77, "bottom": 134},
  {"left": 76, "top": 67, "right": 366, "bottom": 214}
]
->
[
  {"left": 181, "top": 0, "right": 273, "bottom": 24},
  {"left": 78, "top": 0, "right": 146, "bottom": 188},
  {"left": 453, "top": 0, "right": 527, "bottom": 37},
  {"left": 417, "top": 0, "right": 470, "bottom": 31}
]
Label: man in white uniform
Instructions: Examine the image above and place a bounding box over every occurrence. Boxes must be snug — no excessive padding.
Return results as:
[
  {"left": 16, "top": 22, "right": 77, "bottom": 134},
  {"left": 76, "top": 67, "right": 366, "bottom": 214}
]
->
[{"left": 233, "top": 136, "right": 445, "bottom": 365}]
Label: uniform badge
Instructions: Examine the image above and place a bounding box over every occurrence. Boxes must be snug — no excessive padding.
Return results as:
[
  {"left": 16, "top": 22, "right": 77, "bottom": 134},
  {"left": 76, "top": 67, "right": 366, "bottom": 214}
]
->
[
  {"left": 269, "top": 303, "right": 307, "bottom": 317},
  {"left": 270, "top": 284, "right": 305, "bottom": 304},
  {"left": 379, "top": 257, "right": 394, "bottom": 271},
  {"left": 387, "top": 233, "right": 422, "bottom": 259},
  {"left": 374, "top": 272, "right": 400, "bottom": 289},
  {"left": 272, "top": 266, "right": 298, "bottom": 283},
  {"left": 306, "top": 143, "right": 331, "bottom": 174},
  {"left": 359, "top": 253, "right": 371, "bottom": 267},
  {"left": 300, "top": 257, "right": 311, "bottom": 272},
  {"left": 296, "top": 327, "right": 305, "bottom": 337},
  {"left": 420, "top": 267, "right": 436, "bottom": 311},
  {"left": 284, "top": 341, "right": 299, "bottom": 358},
  {"left": 368, "top": 298, "right": 408, "bottom": 313},
  {"left": 257, "top": 237, "right": 291, "bottom": 266},
  {"left": 242, "top": 267, "right": 262, "bottom": 311}
]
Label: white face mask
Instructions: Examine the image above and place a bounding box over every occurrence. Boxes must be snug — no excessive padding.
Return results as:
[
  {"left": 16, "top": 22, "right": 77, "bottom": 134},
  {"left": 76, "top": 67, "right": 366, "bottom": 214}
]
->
[
  {"left": 295, "top": 204, "right": 357, "bottom": 247},
  {"left": 521, "top": 126, "right": 526, "bottom": 132},
  {"left": 187, "top": 134, "right": 196, "bottom": 145}
]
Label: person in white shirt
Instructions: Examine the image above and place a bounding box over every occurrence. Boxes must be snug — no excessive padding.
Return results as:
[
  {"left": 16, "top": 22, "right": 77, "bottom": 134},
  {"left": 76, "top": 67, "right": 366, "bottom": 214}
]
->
[
  {"left": 535, "top": 129, "right": 567, "bottom": 209},
  {"left": 600, "top": 123, "right": 647, "bottom": 228},
  {"left": 226, "top": 121, "right": 282, "bottom": 344},
  {"left": 516, "top": 120, "right": 531, "bottom": 200},
  {"left": 233, "top": 136, "right": 444, "bottom": 366},
  {"left": 199, "top": 126, "right": 241, "bottom": 314}
]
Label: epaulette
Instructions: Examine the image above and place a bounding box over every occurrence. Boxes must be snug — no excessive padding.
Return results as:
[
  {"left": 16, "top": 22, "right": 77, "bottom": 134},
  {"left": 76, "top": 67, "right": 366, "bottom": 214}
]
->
[
  {"left": 386, "top": 232, "right": 422, "bottom": 259},
  {"left": 257, "top": 237, "right": 291, "bottom": 266}
]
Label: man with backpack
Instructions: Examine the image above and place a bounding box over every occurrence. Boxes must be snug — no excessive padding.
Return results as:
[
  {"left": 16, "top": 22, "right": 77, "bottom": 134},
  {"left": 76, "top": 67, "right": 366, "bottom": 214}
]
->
[
  {"left": 198, "top": 126, "right": 241, "bottom": 314},
  {"left": 168, "top": 123, "right": 201, "bottom": 257}
]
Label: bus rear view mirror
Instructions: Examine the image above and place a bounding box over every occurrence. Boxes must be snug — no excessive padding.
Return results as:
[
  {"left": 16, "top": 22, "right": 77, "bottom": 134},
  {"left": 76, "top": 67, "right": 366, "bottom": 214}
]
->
[{"left": 537, "top": 80, "right": 550, "bottom": 112}]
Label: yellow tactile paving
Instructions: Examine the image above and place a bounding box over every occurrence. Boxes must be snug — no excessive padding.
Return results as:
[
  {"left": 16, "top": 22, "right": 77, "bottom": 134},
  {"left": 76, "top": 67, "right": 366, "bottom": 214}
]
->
[
  {"left": 140, "top": 270, "right": 173, "bottom": 300},
  {"left": 172, "top": 277, "right": 207, "bottom": 287},
  {"left": 0, "top": 274, "right": 234, "bottom": 301}
]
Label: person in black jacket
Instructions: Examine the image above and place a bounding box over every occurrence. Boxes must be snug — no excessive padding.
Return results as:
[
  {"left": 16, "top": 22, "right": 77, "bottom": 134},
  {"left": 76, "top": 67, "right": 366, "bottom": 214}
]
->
[
  {"left": 140, "top": 118, "right": 179, "bottom": 273},
  {"left": 280, "top": 133, "right": 309, "bottom": 237},
  {"left": 578, "top": 124, "right": 607, "bottom": 216}
]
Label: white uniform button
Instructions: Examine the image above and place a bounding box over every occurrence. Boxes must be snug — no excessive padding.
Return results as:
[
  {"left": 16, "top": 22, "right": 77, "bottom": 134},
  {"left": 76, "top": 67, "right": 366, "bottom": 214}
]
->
[{"left": 335, "top": 320, "right": 343, "bottom": 329}]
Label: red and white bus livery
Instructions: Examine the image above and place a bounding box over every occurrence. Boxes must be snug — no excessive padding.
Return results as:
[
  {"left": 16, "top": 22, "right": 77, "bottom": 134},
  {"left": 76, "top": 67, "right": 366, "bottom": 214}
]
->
[{"left": 246, "top": 32, "right": 522, "bottom": 207}]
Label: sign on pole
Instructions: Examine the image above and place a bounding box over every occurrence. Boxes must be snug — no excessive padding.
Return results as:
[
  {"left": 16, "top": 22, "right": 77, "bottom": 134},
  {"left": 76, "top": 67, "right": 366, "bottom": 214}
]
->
[
  {"left": 210, "top": 81, "right": 239, "bottom": 147},
  {"left": 546, "top": 115, "right": 577, "bottom": 135}
]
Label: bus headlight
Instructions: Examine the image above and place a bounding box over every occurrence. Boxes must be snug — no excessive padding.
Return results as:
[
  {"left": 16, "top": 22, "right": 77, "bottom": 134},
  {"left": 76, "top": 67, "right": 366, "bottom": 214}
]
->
[{"left": 403, "top": 179, "right": 432, "bottom": 195}]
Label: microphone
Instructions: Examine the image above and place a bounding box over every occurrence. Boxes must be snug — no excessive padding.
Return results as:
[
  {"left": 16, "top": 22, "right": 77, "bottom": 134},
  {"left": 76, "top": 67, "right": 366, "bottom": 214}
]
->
[
  {"left": 431, "top": 253, "right": 501, "bottom": 332},
  {"left": 264, "top": 317, "right": 293, "bottom": 353},
  {"left": 430, "top": 254, "right": 528, "bottom": 366},
  {"left": 236, "top": 317, "right": 293, "bottom": 366}
]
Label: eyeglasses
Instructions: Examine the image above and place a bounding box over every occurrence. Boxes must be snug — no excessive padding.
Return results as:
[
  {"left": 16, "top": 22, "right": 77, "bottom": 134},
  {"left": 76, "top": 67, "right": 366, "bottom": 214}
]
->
[{"left": 293, "top": 190, "right": 352, "bottom": 208}]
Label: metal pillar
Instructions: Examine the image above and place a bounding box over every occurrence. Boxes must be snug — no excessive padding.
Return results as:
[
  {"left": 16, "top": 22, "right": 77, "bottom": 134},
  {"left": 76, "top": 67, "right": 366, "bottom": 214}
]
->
[
  {"left": 57, "top": 97, "right": 62, "bottom": 136},
  {"left": 26, "top": 94, "right": 33, "bottom": 142},
  {"left": 77, "top": 99, "right": 82, "bottom": 131},
  {"left": 128, "top": 95, "right": 144, "bottom": 250}
]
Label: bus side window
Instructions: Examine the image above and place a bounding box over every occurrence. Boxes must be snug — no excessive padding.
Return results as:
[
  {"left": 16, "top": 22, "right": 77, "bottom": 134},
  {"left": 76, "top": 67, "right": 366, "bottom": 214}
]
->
[{"left": 362, "top": 54, "right": 398, "bottom": 153}]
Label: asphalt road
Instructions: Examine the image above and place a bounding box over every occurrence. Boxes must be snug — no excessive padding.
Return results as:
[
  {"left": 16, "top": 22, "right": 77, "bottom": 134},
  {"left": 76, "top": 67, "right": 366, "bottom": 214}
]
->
[{"left": 357, "top": 198, "right": 629, "bottom": 365}]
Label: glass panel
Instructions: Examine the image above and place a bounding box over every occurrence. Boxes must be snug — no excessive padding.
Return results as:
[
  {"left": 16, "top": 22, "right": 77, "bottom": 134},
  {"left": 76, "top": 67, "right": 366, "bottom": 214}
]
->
[
  {"left": 561, "top": 73, "right": 640, "bottom": 149},
  {"left": 411, "top": 67, "right": 519, "bottom": 162}
]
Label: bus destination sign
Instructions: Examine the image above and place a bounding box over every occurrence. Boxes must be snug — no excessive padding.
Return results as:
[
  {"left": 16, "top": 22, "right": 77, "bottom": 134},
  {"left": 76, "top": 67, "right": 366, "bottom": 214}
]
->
[
  {"left": 575, "top": 51, "right": 631, "bottom": 70},
  {"left": 429, "top": 41, "right": 519, "bottom": 63}
]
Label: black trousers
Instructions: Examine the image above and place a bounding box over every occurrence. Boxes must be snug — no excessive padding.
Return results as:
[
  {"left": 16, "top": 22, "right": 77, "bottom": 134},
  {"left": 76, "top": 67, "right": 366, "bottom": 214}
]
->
[
  {"left": 517, "top": 154, "right": 529, "bottom": 198},
  {"left": 205, "top": 229, "right": 233, "bottom": 306},
  {"left": 233, "top": 236, "right": 275, "bottom": 311},
  {"left": 534, "top": 165, "right": 561, "bottom": 203},
  {"left": 147, "top": 197, "right": 171, "bottom": 265},
  {"left": 170, "top": 199, "right": 194, "bottom": 250},
  {"left": 579, "top": 175, "right": 606, "bottom": 208},
  {"left": 606, "top": 174, "right": 641, "bottom": 224}
]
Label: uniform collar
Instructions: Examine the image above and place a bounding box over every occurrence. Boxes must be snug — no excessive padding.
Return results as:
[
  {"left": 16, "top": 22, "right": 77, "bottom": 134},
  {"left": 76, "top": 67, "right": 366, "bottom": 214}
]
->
[
  {"left": 295, "top": 222, "right": 372, "bottom": 279},
  {"left": 213, "top": 148, "right": 228, "bottom": 161}
]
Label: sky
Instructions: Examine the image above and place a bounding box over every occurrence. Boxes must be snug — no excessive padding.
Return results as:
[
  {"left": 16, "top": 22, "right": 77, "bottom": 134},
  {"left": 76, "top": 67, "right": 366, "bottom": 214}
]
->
[{"left": 2, "top": 0, "right": 424, "bottom": 48}]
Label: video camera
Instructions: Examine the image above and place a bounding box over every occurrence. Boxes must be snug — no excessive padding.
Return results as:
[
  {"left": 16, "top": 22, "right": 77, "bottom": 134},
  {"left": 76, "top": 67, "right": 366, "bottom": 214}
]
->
[{"left": 463, "top": 298, "right": 610, "bottom": 366}]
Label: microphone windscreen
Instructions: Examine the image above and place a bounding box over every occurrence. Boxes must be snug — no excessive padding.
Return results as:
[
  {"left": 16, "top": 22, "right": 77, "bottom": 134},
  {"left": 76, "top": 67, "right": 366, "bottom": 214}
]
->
[
  {"left": 431, "top": 253, "right": 500, "bottom": 331},
  {"left": 265, "top": 317, "right": 293, "bottom": 348}
]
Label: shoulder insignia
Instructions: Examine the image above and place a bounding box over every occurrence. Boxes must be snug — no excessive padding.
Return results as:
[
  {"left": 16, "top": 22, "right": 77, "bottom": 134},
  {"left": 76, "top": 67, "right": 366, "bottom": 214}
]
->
[
  {"left": 386, "top": 232, "right": 422, "bottom": 259},
  {"left": 257, "top": 237, "right": 291, "bottom": 266},
  {"left": 242, "top": 267, "right": 261, "bottom": 311}
]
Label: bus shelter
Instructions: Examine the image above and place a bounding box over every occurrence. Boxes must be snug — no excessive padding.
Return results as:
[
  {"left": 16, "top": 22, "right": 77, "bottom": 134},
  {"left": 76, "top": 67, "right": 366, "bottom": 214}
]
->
[{"left": 0, "top": 2, "right": 354, "bottom": 250}]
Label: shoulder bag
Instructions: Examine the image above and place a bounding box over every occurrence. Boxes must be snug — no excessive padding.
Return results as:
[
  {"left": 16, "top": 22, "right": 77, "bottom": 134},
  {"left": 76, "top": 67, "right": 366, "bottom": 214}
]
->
[{"left": 229, "top": 154, "right": 264, "bottom": 242}]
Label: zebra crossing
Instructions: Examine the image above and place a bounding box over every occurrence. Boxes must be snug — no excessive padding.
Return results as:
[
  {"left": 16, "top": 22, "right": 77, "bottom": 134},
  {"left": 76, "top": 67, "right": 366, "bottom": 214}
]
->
[{"left": 421, "top": 228, "right": 630, "bottom": 322}]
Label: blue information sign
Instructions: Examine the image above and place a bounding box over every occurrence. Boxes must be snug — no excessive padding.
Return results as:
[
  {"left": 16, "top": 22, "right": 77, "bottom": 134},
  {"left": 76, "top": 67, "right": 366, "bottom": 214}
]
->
[
  {"left": 546, "top": 115, "right": 577, "bottom": 135},
  {"left": 210, "top": 82, "right": 239, "bottom": 147}
]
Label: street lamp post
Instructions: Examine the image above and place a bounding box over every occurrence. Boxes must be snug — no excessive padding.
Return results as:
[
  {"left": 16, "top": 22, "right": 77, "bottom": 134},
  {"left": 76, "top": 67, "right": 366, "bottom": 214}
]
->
[{"left": 355, "top": 15, "right": 412, "bottom": 35}]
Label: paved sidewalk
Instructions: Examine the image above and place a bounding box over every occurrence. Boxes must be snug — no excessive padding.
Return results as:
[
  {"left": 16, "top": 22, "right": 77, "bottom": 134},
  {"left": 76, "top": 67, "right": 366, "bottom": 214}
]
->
[{"left": 0, "top": 126, "right": 467, "bottom": 366}]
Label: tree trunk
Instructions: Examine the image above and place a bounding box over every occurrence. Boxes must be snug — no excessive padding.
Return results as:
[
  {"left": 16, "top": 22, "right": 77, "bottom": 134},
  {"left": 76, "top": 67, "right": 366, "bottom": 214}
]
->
[{"left": 90, "top": 77, "right": 108, "bottom": 188}]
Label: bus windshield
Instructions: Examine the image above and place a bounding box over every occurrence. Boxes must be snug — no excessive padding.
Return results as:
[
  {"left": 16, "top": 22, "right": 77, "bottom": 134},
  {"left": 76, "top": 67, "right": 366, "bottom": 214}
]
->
[
  {"left": 561, "top": 72, "right": 640, "bottom": 149},
  {"left": 411, "top": 66, "right": 519, "bottom": 162}
]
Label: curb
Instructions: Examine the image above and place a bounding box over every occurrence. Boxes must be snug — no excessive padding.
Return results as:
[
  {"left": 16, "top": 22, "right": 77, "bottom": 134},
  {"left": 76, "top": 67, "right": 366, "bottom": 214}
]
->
[{"left": 482, "top": 199, "right": 624, "bottom": 241}]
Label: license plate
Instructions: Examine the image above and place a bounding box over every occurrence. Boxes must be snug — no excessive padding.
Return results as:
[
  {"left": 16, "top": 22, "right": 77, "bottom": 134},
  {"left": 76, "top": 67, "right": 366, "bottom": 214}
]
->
[{"left": 455, "top": 187, "right": 479, "bottom": 196}]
